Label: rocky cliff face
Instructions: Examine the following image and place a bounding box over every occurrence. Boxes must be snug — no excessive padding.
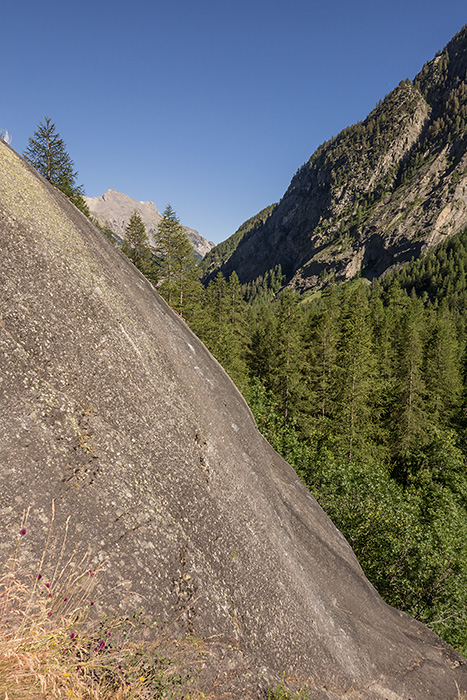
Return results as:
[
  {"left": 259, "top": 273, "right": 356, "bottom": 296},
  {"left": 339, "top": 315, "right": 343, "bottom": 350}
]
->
[
  {"left": 84, "top": 188, "right": 214, "bottom": 259},
  {"left": 1, "top": 139, "right": 466, "bottom": 698},
  {"left": 204, "top": 25, "right": 467, "bottom": 292}
]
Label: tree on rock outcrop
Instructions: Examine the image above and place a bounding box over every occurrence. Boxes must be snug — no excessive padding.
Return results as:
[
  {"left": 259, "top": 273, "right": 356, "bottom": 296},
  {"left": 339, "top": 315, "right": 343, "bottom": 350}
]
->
[{"left": 23, "top": 116, "right": 89, "bottom": 216}]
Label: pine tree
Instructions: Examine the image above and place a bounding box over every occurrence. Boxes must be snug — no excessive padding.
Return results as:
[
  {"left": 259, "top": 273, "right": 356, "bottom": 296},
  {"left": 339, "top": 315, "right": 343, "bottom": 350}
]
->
[
  {"left": 248, "top": 303, "right": 278, "bottom": 383},
  {"left": 23, "top": 117, "right": 89, "bottom": 215},
  {"left": 269, "top": 289, "right": 304, "bottom": 423},
  {"left": 333, "top": 285, "right": 378, "bottom": 463},
  {"left": 155, "top": 204, "right": 197, "bottom": 316},
  {"left": 122, "top": 210, "right": 154, "bottom": 279},
  {"left": 198, "top": 272, "right": 248, "bottom": 388},
  {"left": 223, "top": 272, "right": 249, "bottom": 389},
  {"left": 203, "top": 272, "right": 229, "bottom": 352},
  {"left": 424, "top": 304, "right": 462, "bottom": 427},
  {"left": 303, "top": 286, "right": 339, "bottom": 429},
  {"left": 178, "top": 274, "right": 206, "bottom": 335},
  {"left": 391, "top": 296, "right": 429, "bottom": 478}
]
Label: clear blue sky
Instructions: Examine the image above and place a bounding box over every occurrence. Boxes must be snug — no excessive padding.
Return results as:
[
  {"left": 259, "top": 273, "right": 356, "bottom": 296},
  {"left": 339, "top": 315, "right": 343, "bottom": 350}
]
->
[{"left": 2, "top": 1, "right": 465, "bottom": 244}]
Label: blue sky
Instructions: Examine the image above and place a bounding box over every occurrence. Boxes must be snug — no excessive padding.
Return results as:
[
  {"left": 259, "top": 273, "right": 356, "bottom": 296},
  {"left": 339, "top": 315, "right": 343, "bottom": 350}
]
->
[{"left": 2, "top": 1, "right": 466, "bottom": 244}]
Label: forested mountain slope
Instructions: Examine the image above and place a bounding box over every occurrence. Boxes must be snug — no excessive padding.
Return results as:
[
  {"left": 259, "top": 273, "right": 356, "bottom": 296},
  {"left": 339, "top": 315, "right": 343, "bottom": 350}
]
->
[{"left": 203, "top": 25, "right": 467, "bottom": 292}]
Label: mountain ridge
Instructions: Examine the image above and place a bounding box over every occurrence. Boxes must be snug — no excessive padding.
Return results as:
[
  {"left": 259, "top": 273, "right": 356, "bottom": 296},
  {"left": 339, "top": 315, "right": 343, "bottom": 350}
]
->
[{"left": 202, "top": 25, "right": 467, "bottom": 292}]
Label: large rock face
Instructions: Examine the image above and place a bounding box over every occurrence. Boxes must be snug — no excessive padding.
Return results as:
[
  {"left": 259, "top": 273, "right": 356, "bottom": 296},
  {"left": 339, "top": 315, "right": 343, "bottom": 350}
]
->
[
  {"left": 1, "top": 139, "right": 466, "bottom": 698},
  {"left": 84, "top": 188, "right": 214, "bottom": 259},
  {"left": 204, "top": 25, "right": 467, "bottom": 293}
]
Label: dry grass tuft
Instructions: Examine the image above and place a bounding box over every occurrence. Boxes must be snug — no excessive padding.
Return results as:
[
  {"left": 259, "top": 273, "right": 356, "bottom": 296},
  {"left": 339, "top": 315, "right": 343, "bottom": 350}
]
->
[{"left": 0, "top": 506, "right": 208, "bottom": 699}]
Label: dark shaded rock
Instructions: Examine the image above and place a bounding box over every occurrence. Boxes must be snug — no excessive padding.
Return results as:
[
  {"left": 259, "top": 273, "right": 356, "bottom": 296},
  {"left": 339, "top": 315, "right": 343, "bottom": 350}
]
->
[{"left": 1, "top": 139, "right": 466, "bottom": 698}]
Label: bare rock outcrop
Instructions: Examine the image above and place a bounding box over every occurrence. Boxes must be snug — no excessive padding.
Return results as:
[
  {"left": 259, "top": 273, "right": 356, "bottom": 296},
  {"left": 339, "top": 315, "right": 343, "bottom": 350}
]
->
[{"left": 1, "top": 139, "right": 466, "bottom": 698}]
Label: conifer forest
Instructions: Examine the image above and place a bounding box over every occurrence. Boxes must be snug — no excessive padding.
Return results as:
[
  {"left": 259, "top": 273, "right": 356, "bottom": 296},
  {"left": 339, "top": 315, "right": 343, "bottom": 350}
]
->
[{"left": 122, "top": 209, "right": 467, "bottom": 657}]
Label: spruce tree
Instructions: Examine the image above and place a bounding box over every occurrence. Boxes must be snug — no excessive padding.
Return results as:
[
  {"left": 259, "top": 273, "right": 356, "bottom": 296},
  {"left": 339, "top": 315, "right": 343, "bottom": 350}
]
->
[
  {"left": 220, "top": 273, "right": 249, "bottom": 389},
  {"left": 248, "top": 303, "right": 278, "bottom": 384},
  {"left": 204, "top": 272, "right": 229, "bottom": 350},
  {"left": 303, "top": 286, "right": 339, "bottom": 430},
  {"left": 23, "top": 117, "right": 89, "bottom": 215},
  {"left": 391, "top": 296, "right": 429, "bottom": 479},
  {"left": 198, "top": 272, "right": 248, "bottom": 390},
  {"left": 333, "top": 285, "right": 378, "bottom": 463},
  {"left": 122, "top": 210, "right": 154, "bottom": 279},
  {"left": 155, "top": 204, "right": 197, "bottom": 316},
  {"left": 423, "top": 304, "right": 462, "bottom": 427},
  {"left": 269, "top": 289, "right": 304, "bottom": 423}
]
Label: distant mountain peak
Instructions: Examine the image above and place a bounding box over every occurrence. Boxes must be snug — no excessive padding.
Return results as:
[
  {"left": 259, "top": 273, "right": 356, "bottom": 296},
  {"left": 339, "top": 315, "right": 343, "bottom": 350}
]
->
[{"left": 84, "top": 189, "right": 213, "bottom": 259}]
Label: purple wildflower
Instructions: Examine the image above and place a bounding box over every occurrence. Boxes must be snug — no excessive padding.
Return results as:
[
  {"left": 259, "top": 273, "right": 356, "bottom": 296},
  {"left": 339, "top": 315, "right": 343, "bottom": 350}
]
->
[{"left": 20, "top": 528, "right": 26, "bottom": 536}]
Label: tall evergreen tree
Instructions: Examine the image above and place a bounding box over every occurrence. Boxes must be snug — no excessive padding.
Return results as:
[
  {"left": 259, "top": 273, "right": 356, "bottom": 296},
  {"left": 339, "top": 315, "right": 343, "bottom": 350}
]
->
[
  {"left": 199, "top": 273, "right": 248, "bottom": 388},
  {"left": 155, "top": 204, "right": 197, "bottom": 316},
  {"left": 122, "top": 210, "right": 154, "bottom": 279},
  {"left": 423, "top": 304, "right": 462, "bottom": 427},
  {"left": 269, "top": 289, "right": 304, "bottom": 423},
  {"left": 223, "top": 272, "right": 249, "bottom": 389},
  {"left": 303, "top": 286, "right": 339, "bottom": 430},
  {"left": 391, "top": 296, "right": 429, "bottom": 478},
  {"left": 23, "top": 117, "right": 89, "bottom": 215},
  {"left": 203, "top": 272, "right": 229, "bottom": 352},
  {"left": 248, "top": 303, "right": 278, "bottom": 383},
  {"left": 333, "top": 285, "right": 378, "bottom": 463}
]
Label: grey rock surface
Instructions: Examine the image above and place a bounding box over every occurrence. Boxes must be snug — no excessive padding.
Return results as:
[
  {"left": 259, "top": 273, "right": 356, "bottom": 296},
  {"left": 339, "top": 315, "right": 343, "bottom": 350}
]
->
[{"left": 1, "top": 139, "right": 466, "bottom": 698}]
